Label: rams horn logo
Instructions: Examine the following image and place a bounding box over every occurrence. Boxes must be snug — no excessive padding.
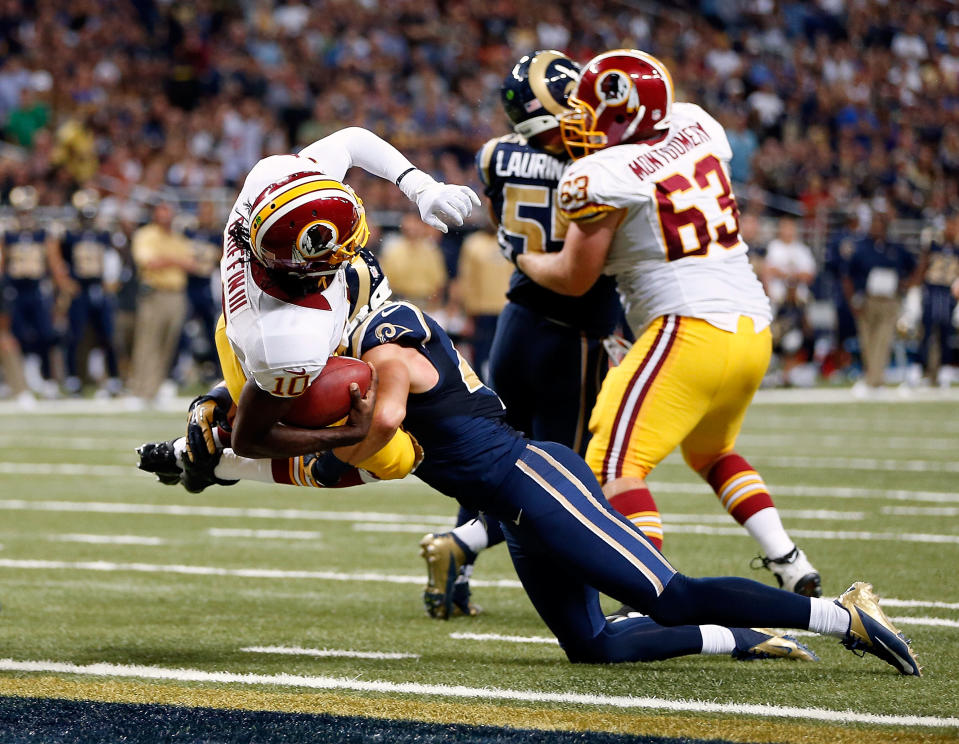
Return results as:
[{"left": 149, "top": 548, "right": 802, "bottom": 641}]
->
[{"left": 375, "top": 323, "right": 412, "bottom": 344}]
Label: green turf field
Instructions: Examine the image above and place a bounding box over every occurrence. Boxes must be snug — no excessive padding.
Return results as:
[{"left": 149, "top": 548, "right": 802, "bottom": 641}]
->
[{"left": 0, "top": 394, "right": 957, "bottom": 743}]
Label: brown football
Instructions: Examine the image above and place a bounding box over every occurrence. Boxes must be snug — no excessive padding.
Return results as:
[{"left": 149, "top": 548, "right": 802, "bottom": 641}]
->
[{"left": 282, "top": 356, "right": 372, "bottom": 429}]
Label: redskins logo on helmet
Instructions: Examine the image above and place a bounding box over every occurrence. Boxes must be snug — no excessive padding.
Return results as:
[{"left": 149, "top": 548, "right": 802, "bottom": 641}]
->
[
  {"left": 247, "top": 173, "right": 370, "bottom": 280},
  {"left": 560, "top": 49, "right": 674, "bottom": 159}
]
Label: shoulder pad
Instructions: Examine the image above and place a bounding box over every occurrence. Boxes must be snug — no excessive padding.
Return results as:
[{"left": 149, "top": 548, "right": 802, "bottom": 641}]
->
[{"left": 350, "top": 301, "right": 430, "bottom": 358}]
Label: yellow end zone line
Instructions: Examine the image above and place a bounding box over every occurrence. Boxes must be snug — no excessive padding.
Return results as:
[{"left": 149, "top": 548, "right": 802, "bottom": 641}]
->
[
  {"left": 0, "top": 659, "right": 955, "bottom": 732},
  {"left": 0, "top": 676, "right": 954, "bottom": 744}
]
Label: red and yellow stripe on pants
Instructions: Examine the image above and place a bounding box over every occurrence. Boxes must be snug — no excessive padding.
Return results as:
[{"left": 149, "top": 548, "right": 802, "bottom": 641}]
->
[{"left": 585, "top": 314, "right": 771, "bottom": 484}]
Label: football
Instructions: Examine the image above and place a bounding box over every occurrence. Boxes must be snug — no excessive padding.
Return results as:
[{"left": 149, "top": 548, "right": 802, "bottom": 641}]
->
[{"left": 282, "top": 356, "right": 372, "bottom": 429}]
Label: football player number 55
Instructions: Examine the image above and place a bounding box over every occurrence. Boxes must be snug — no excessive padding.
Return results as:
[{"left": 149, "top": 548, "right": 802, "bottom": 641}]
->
[
  {"left": 501, "top": 184, "right": 568, "bottom": 254},
  {"left": 656, "top": 154, "right": 741, "bottom": 262}
]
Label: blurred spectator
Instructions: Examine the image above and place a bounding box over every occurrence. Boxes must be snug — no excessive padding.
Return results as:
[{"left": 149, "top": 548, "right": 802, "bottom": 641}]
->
[
  {"left": 52, "top": 202, "right": 122, "bottom": 396},
  {"left": 0, "top": 191, "right": 59, "bottom": 396},
  {"left": 842, "top": 211, "right": 918, "bottom": 396},
  {"left": 178, "top": 201, "right": 223, "bottom": 382},
  {"left": 378, "top": 213, "right": 449, "bottom": 308},
  {"left": 126, "top": 202, "right": 194, "bottom": 406},
  {"left": 763, "top": 217, "right": 817, "bottom": 313},
  {"left": 916, "top": 212, "right": 959, "bottom": 386},
  {"left": 0, "top": 241, "right": 31, "bottom": 406},
  {"left": 451, "top": 227, "right": 512, "bottom": 381}
]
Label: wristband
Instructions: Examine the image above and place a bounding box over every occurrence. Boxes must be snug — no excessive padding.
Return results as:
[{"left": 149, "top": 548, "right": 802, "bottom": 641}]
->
[{"left": 395, "top": 167, "right": 417, "bottom": 187}]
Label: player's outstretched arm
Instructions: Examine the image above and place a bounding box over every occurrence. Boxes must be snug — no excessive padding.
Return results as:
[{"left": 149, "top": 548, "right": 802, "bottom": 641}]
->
[
  {"left": 516, "top": 210, "right": 621, "bottom": 295},
  {"left": 231, "top": 373, "right": 377, "bottom": 459},
  {"left": 300, "top": 127, "right": 480, "bottom": 233}
]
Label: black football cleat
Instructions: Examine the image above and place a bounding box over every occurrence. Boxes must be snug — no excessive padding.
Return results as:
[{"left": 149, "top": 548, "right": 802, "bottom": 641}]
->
[{"left": 136, "top": 440, "right": 181, "bottom": 485}]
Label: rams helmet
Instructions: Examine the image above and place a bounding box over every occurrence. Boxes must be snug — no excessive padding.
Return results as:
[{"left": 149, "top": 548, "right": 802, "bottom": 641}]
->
[{"left": 501, "top": 50, "right": 581, "bottom": 140}]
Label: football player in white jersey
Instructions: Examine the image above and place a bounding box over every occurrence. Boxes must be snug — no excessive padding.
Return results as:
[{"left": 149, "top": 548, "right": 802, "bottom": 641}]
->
[
  {"left": 160, "top": 127, "right": 479, "bottom": 478},
  {"left": 516, "top": 50, "right": 821, "bottom": 597}
]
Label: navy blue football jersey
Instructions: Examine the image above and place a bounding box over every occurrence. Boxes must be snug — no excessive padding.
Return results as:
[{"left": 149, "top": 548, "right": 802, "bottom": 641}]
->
[
  {"left": 60, "top": 229, "right": 112, "bottom": 282},
  {"left": 924, "top": 241, "right": 959, "bottom": 288},
  {"left": 348, "top": 300, "right": 526, "bottom": 505},
  {"left": 476, "top": 134, "right": 619, "bottom": 336},
  {"left": 2, "top": 229, "right": 47, "bottom": 281},
  {"left": 185, "top": 227, "right": 222, "bottom": 283}
]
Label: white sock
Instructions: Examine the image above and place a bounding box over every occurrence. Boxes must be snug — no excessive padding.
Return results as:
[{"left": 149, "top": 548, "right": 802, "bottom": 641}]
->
[
  {"left": 172, "top": 437, "right": 187, "bottom": 467},
  {"left": 742, "top": 507, "right": 795, "bottom": 559},
  {"left": 808, "top": 597, "right": 852, "bottom": 637},
  {"left": 451, "top": 519, "right": 490, "bottom": 554},
  {"left": 215, "top": 450, "right": 276, "bottom": 483},
  {"left": 699, "top": 625, "right": 736, "bottom": 655}
]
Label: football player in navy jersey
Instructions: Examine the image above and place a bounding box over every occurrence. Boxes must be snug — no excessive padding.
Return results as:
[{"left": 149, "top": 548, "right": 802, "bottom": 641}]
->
[
  {"left": 0, "top": 198, "right": 60, "bottom": 396},
  {"left": 53, "top": 206, "right": 122, "bottom": 396},
  {"left": 180, "top": 201, "right": 223, "bottom": 381},
  {"left": 418, "top": 51, "right": 629, "bottom": 618},
  {"left": 138, "top": 250, "right": 919, "bottom": 675}
]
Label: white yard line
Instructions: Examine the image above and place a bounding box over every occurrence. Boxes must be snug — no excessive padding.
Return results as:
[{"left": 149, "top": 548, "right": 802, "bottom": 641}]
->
[
  {"left": 735, "top": 433, "right": 959, "bottom": 450},
  {"left": 881, "top": 506, "right": 959, "bottom": 517},
  {"left": 664, "top": 525, "right": 959, "bottom": 544},
  {"left": 648, "top": 481, "right": 959, "bottom": 504},
  {"left": 890, "top": 616, "right": 959, "bottom": 629},
  {"left": 353, "top": 523, "right": 453, "bottom": 533},
  {"left": 0, "top": 463, "right": 136, "bottom": 477},
  {"left": 449, "top": 632, "right": 558, "bottom": 645},
  {"left": 240, "top": 645, "right": 418, "bottom": 660},
  {"left": 208, "top": 528, "right": 323, "bottom": 540},
  {"left": 0, "top": 658, "right": 953, "bottom": 728},
  {"left": 50, "top": 534, "right": 166, "bottom": 546}
]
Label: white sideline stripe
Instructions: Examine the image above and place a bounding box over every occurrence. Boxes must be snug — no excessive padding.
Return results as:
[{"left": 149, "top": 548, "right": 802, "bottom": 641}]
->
[
  {"left": 665, "top": 525, "right": 959, "bottom": 544},
  {"left": 891, "top": 616, "right": 959, "bottom": 629},
  {"left": 449, "top": 632, "right": 558, "bottom": 645},
  {"left": 240, "top": 646, "right": 418, "bottom": 660},
  {"left": 51, "top": 534, "right": 166, "bottom": 546},
  {"left": 0, "top": 559, "right": 524, "bottom": 589},
  {"left": 732, "top": 455, "right": 959, "bottom": 473},
  {"left": 649, "top": 481, "right": 959, "bottom": 504},
  {"left": 2, "top": 559, "right": 957, "bottom": 614},
  {"left": 353, "top": 523, "right": 452, "bottom": 533},
  {"left": 208, "top": 529, "right": 323, "bottom": 540},
  {"left": 0, "top": 658, "right": 953, "bottom": 728}
]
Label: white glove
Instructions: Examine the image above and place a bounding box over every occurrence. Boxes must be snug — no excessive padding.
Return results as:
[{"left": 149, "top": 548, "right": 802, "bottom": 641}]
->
[{"left": 398, "top": 169, "right": 481, "bottom": 233}]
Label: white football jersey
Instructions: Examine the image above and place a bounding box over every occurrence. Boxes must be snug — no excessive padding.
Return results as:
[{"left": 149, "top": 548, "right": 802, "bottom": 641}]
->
[
  {"left": 558, "top": 102, "right": 771, "bottom": 334},
  {"left": 220, "top": 151, "right": 350, "bottom": 396}
]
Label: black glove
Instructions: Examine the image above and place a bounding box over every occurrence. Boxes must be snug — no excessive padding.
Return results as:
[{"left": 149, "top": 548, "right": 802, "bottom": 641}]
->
[{"left": 183, "top": 386, "right": 237, "bottom": 492}]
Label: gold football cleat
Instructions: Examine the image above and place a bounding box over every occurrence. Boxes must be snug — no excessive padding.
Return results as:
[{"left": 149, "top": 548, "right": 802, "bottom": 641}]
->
[
  {"left": 419, "top": 532, "right": 481, "bottom": 620},
  {"left": 836, "top": 582, "right": 921, "bottom": 676},
  {"left": 731, "top": 628, "right": 819, "bottom": 661}
]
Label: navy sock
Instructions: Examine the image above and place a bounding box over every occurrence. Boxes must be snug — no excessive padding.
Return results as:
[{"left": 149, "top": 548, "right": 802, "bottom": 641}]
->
[{"left": 650, "top": 574, "right": 811, "bottom": 630}]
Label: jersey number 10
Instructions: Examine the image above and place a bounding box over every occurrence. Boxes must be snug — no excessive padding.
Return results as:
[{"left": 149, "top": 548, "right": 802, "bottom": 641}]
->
[{"left": 655, "top": 154, "right": 741, "bottom": 262}]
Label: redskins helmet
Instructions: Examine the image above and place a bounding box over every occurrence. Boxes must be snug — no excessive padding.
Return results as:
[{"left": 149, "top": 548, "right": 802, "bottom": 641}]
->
[
  {"left": 560, "top": 49, "right": 674, "bottom": 159},
  {"left": 247, "top": 172, "right": 370, "bottom": 281},
  {"left": 501, "top": 50, "right": 581, "bottom": 140}
]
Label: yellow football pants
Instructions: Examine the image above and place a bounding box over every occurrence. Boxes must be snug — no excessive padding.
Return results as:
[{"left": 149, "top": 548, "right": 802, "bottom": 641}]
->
[
  {"left": 214, "top": 314, "right": 418, "bottom": 480},
  {"left": 585, "top": 314, "right": 770, "bottom": 484}
]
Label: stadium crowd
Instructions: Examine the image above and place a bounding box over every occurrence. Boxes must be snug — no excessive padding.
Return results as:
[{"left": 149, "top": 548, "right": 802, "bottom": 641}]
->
[{"left": 0, "top": 0, "right": 957, "bottom": 404}]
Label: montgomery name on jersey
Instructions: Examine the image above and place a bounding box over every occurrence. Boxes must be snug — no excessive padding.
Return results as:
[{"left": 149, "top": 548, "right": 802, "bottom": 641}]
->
[
  {"left": 558, "top": 102, "right": 771, "bottom": 335},
  {"left": 477, "top": 133, "right": 619, "bottom": 336}
]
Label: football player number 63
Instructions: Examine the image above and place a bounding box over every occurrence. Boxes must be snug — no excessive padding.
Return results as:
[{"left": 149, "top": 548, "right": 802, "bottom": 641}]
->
[{"left": 655, "top": 154, "right": 741, "bottom": 262}]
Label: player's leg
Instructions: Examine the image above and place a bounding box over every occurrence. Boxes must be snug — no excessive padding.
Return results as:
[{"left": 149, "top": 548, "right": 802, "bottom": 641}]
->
[
  {"left": 585, "top": 315, "right": 715, "bottom": 550},
  {"left": 680, "top": 318, "right": 821, "bottom": 597},
  {"left": 499, "top": 440, "right": 918, "bottom": 674},
  {"left": 63, "top": 291, "right": 87, "bottom": 395}
]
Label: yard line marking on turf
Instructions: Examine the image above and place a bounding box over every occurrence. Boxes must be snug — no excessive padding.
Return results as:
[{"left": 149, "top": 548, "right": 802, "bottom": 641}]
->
[
  {"left": 664, "top": 525, "right": 959, "bottom": 544},
  {"left": 449, "top": 633, "right": 558, "bottom": 645},
  {"left": 0, "top": 435, "right": 137, "bottom": 450},
  {"left": 0, "top": 659, "right": 955, "bottom": 728},
  {"left": 0, "top": 499, "right": 456, "bottom": 525},
  {"left": 353, "top": 523, "right": 453, "bottom": 533},
  {"left": 890, "top": 616, "right": 959, "bottom": 629},
  {"left": 50, "top": 534, "right": 167, "bottom": 546},
  {"left": 208, "top": 528, "right": 323, "bottom": 540},
  {"left": 240, "top": 646, "right": 419, "bottom": 660},
  {"left": 722, "top": 455, "right": 959, "bottom": 473},
  {"left": 883, "top": 598, "right": 959, "bottom": 610},
  {"left": 736, "top": 432, "right": 959, "bottom": 450},
  {"left": 0, "top": 559, "right": 524, "bottom": 589},
  {"left": 648, "top": 481, "right": 959, "bottom": 503},
  {"left": 881, "top": 506, "right": 959, "bottom": 517},
  {"left": 0, "top": 463, "right": 134, "bottom": 477},
  {"left": 3, "top": 560, "right": 957, "bottom": 613}
]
